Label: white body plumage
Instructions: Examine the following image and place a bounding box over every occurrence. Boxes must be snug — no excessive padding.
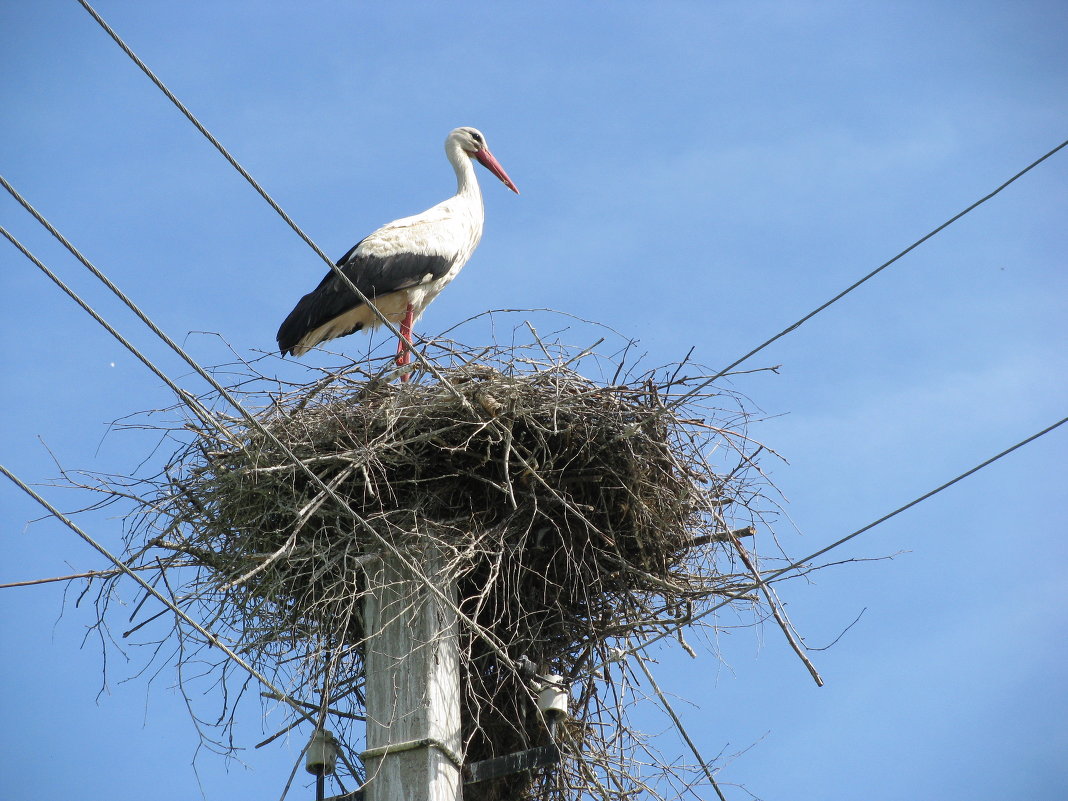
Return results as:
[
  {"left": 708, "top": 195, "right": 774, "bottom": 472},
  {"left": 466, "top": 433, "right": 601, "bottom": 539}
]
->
[{"left": 277, "top": 127, "right": 518, "bottom": 361}]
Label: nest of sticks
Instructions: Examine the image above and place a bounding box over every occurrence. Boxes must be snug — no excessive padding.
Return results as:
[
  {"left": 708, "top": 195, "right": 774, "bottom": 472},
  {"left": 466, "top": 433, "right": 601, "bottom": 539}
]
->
[{"left": 83, "top": 332, "right": 773, "bottom": 801}]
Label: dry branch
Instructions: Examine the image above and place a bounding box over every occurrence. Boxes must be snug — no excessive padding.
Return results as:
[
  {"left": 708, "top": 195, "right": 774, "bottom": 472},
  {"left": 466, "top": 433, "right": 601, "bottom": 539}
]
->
[{"left": 64, "top": 331, "right": 780, "bottom": 801}]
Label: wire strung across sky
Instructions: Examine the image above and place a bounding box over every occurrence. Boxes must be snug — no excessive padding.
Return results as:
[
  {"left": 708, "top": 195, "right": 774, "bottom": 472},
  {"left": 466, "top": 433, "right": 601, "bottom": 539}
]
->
[
  {"left": 3, "top": 3, "right": 1057, "bottom": 793},
  {"left": 670, "top": 135, "right": 1068, "bottom": 407},
  {"left": 618, "top": 404, "right": 1063, "bottom": 798},
  {"left": 73, "top": 0, "right": 457, "bottom": 390},
  {"left": 0, "top": 224, "right": 220, "bottom": 430},
  {"left": 613, "top": 411, "right": 1068, "bottom": 665},
  {"left": 0, "top": 463, "right": 318, "bottom": 728},
  {"left": 0, "top": 175, "right": 522, "bottom": 682},
  {"left": 74, "top": 0, "right": 324, "bottom": 265},
  {"left": 0, "top": 221, "right": 369, "bottom": 768}
]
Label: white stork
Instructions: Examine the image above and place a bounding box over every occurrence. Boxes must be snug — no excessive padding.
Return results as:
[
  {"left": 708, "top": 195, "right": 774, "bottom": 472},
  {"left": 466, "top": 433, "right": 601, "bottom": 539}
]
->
[{"left": 276, "top": 126, "right": 519, "bottom": 379}]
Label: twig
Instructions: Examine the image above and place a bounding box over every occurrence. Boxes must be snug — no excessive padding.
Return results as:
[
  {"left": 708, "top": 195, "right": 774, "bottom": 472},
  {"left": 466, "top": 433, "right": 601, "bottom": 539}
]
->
[
  {"left": 687, "top": 525, "right": 756, "bottom": 549},
  {"left": 727, "top": 531, "right": 824, "bottom": 687},
  {"left": 0, "top": 566, "right": 149, "bottom": 589},
  {"left": 634, "top": 650, "right": 729, "bottom": 801},
  {"left": 260, "top": 692, "right": 365, "bottom": 721}
]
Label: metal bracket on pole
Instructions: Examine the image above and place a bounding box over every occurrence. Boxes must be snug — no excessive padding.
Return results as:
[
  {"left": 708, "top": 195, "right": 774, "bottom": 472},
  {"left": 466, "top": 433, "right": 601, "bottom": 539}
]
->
[
  {"left": 325, "top": 741, "right": 562, "bottom": 801},
  {"left": 360, "top": 737, "right": 465, "bottom": 771},
  {"left": 324, "top": 791, "right": 363, "bottom": 801},
  {"left": 462, "top": 675, "right": 568, "bottom": 785},
  {"left": 463, "top": 743, "right": 561, "bottom": 785}
]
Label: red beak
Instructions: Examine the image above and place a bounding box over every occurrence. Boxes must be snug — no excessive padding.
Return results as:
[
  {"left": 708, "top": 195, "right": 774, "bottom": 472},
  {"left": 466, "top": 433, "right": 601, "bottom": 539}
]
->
[{"left": 474, "top": 148, "right": 520, "bottom": 194}]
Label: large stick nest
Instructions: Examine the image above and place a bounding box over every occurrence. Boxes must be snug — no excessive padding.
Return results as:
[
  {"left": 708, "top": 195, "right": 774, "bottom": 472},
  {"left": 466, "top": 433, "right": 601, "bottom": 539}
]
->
[{"left": 83, "top": 333, "right": 775, "bottom": 801}]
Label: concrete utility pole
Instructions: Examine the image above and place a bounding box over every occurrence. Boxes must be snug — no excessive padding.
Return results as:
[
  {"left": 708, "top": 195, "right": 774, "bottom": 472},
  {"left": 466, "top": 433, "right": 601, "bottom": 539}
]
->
[{"left": 362, "top": 542, "right": 462, "bottom": 801}]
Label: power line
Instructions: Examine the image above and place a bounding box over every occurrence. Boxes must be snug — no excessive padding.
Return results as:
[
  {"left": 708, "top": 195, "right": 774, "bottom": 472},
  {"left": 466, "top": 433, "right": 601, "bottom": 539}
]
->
[
  {"left": 74, "top": 0, "right": 455, "bottom": 389},
  {"left": 0, "top": 224, "right": 223, "bottom": 435},
  {"left": 768, "top": 413, "right": 1068, "bottom": 575},
  {"left": 1, "top": 218, "right": 333, "bottom": 728},
  {"left": 2, "top": 174, "right": 519, "bottom": 677},
  {"left": 0, "top": 173, "right": 256, "bottom": 411},
  {"left": 602, "top": 401, "right": 1068, "bottom": 782},
  {"left": 74, "top": 0, "right": 328, "bottom": 267},
  {"left": 615, "top": 411, "right": 1068, "bottom": 662},
  {"left": 609, "top": 413, "right": 1067, "bottom": 791},
  {"left": 0, "top": 463, "right": 317, "bottom": 727},
  {"left": 670, "top": 136, "right": 1068, "bottom": 408}
]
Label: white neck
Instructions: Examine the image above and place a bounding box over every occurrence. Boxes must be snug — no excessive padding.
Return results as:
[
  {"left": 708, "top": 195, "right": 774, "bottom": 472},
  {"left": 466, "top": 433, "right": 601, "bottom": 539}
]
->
[{"left": 447, "top": 140, "right": 482, "bottom": 201}]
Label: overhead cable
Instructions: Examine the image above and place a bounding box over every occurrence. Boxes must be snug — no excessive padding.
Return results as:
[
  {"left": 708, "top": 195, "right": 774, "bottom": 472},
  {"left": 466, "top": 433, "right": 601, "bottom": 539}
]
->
[
  {"left": 74, "top": 0, "right": 454, "bottom": 388},
  {"left": 617, "top": 412, "right": 1068, "bottom": 661},
  {"left": 1, "top": 463, "right": 317, "bottom": 727},
  {"left": 2, "top": 174, "right": 517, "bottom": 675},
  {"left": 1, "top": 224, "right": 221, "bottom": 435},
  {"left": 671, "top": 136, "right": 1068, "bottom": 407}
]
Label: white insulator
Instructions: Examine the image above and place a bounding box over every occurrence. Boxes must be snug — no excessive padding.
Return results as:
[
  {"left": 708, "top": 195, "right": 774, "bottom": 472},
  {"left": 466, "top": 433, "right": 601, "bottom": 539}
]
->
[
  {"left": 537, "top": 674, "right": 570, "bottom": 720},
  {"left": 305, "top": 728, "right": 338, "bottom": 775}
]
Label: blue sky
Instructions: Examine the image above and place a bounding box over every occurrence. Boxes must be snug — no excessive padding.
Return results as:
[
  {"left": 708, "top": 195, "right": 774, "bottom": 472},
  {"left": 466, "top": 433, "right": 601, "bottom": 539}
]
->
[{"left": 2, "top": 1, "right": 1066, "bottom": 799}]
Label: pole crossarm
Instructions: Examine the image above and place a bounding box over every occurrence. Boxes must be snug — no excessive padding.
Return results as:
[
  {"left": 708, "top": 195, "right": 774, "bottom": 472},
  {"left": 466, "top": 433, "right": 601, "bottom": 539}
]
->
[{"left": 463, "top": 744, "right": 561, "bottom": 785}]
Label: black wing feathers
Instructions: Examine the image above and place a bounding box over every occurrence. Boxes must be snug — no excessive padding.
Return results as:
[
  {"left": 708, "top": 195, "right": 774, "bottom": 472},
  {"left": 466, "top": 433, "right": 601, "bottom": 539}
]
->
[{"left": 276, "top": 248, "right": 451, "bottom": 355}]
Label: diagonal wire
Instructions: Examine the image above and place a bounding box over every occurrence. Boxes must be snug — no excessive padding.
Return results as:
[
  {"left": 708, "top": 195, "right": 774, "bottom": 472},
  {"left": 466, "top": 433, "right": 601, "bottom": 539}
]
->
[
  {"left": 1, "top": 463, "right": 317, "bottom": 727},
  {"left": 1, "top": 225, "right": 223, "bottom": 436},
  {"left": 74, "top": 0, "right": 463, "bottom": 393},
  {"left": 608, "top": 411, "right": 1068, "bottom": 666},
  {"left": 0, "top": 173, "right": 267, "bottom": 421},
  {"left": 670, "top": 136, "right": 1068, "bottom": 408},
  {"left": 62, "top": 0, "right": 1068, "bottom": 738},
  {"left": 2, "top": 175, "right": 519, "bottom": 676},
  {"left": 74, "top": 0, "right": 324, "bottom": 262},
  {"left": 4, "top": 211, "right": 348, "bottom": 721},
  {"left": 577, "top": 413, "right": 1068, "bottom": 789}
]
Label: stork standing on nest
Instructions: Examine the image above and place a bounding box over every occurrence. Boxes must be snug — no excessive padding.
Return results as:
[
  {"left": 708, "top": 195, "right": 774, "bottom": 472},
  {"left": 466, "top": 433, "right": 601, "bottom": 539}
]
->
[{"left": 276, "top": 127, "right": 519, "bottom": 380}]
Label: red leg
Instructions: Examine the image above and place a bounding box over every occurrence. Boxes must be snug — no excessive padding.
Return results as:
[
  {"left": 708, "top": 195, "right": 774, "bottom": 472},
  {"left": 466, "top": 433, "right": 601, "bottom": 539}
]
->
[{"left": 395, "top": 303, "right": 415, "bottom": 382}]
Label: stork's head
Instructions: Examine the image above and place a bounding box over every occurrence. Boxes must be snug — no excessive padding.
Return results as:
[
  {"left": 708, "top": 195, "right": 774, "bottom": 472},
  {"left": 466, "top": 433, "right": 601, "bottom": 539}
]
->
[{"left": 448, "top": 126, "right": 520, "bottom": 194}]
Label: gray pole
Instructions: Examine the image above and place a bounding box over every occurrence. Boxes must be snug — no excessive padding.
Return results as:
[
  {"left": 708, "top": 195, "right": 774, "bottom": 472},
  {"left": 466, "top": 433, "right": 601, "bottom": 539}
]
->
[{"left": 362, "top": 539, "right": 462, "bottom": 801}]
